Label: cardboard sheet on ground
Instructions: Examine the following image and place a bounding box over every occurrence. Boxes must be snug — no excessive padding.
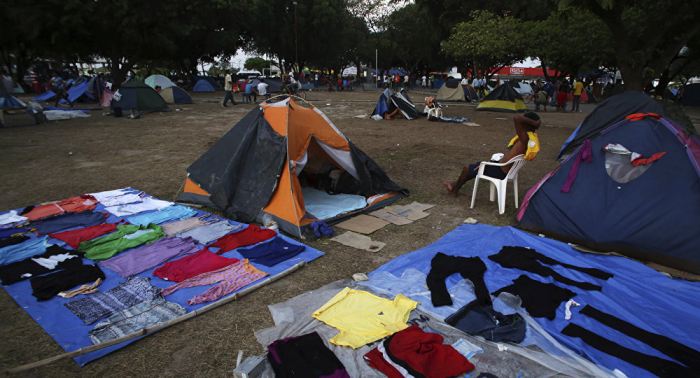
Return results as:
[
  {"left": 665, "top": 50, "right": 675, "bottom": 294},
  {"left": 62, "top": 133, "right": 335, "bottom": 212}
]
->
[
  {"left": 335, "top": 214, "right": 389, "bottom": 234},
  {"left": 331, "top": 231, "right": 385, "bottom": 252},
  {"left": 385, "top": 205, "right": 430, "bottom": 221},
  {"left": 254, "top": 280, "right": 611, "bottom": 378},
  {"left": 366, "top": 223, "right": 700, "bottom": 378},
  {"left": 368, "top": 208, "right": 413, "bottom": 225},
  {"left": 0, "top": 188, "right": 324, "bottom": 366}
]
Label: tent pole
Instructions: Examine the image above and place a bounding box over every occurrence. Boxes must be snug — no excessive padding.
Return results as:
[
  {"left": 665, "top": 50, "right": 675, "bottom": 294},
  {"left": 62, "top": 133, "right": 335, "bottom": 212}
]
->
[{"left": 4, "top": 261, "right": 308, "bottom": 375}]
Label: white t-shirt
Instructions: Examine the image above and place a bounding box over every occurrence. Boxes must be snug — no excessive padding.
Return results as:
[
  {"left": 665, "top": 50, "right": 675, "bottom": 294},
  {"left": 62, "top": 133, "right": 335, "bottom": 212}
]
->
[
  {"left": 472, "top": 78, "right": 480, "bottom": 87},
  {"left": 257, "top": 82, "right": 268, "bottom": 95},
  {"left": 289, "top": 72, "right": 295, "bottom": 79},
  {"left": 315, "top": 74, "right": 319, "bottom": 80}
]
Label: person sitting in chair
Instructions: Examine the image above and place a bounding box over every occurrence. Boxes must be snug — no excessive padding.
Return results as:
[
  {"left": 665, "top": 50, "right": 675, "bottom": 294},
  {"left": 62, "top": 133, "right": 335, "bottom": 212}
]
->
[{"left": 444, "top": 112, "right": 541, "bottom": 197}]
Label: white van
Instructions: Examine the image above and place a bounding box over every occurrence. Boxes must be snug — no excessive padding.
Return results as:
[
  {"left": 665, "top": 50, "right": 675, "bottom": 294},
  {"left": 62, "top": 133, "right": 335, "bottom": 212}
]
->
[{"left": 237, "top": 70, "right": 262, "bottom": 79}]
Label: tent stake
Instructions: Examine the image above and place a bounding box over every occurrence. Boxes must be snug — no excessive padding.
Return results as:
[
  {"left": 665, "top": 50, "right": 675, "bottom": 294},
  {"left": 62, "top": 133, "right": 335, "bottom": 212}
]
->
[{"left": 4, "top": 260, "right": 307, "bottom": 375}]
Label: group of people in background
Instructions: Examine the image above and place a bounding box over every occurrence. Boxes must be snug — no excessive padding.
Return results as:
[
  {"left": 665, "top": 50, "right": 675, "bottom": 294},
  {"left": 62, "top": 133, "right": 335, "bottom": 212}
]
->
[{"left": 534, "top": 78, "right": 586, "bottom": 113}]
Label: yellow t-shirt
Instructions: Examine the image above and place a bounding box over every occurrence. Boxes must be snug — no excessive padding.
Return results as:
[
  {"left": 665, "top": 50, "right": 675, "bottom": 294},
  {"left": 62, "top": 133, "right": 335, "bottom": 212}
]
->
[
  {"left": 312, "top": 287, "right": 419, "bottom": 348},
  {"left": 574, "top": 81, "right": 584, "bottom": 96}
]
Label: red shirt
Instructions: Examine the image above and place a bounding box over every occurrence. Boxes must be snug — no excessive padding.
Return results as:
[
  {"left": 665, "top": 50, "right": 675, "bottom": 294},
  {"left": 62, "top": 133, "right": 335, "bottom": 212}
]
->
[{"left": 557, "top": 92, "right": 568, "bottom": 105}]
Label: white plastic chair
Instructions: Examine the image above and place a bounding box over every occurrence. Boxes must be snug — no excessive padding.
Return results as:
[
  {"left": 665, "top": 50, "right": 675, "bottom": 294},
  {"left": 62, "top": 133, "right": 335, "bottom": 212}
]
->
[{"left": 470, "top": 154, "right": 527, "bottom": 214}]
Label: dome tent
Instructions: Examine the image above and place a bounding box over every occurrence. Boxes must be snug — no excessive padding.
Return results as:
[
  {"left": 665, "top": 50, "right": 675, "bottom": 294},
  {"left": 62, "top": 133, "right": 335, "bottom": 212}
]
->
[
  {"left": 145, "top": 75, "right": 176, "bottom": 90},
  {"left": 111, "top": 81, "right": 170, "bottom": 114},
  {"left": 159, "top": 86, "right": 193, "bottom": 104}
]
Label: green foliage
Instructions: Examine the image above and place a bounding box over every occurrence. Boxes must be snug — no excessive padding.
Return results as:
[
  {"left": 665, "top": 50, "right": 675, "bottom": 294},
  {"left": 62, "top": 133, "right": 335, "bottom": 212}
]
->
[
  {"left": 244, "top": 57, "right": 272, "bottom": 72},
  {"left": 443, "top": 10, "right": 527, "bottom": 78},
  {"left": 565, "top": 0, "right": 700, "bottom": 90},
  {"left": 526, "top": 8, "right": 615, "bottom": 79},
  {"left": 247, "top": 0, "right": 369, "bottom": 73},
  {"left": 371, "top": 3, "right": 440, "bottom": 72}
]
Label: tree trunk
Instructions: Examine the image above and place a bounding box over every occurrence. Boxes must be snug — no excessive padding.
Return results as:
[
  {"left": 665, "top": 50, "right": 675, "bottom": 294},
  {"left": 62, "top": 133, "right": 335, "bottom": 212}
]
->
[{"left": 617, "top": 61, "right": 646, "bottom": 92}]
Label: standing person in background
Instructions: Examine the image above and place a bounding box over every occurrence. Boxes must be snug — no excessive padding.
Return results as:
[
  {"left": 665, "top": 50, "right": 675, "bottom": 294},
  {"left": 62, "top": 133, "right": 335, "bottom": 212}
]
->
[
  {"left": 51, "top": 71, "right": 66, "bottom": 107},
  {"left": 314, "top": 72, "right": 319, "bottom": 89},
  {"left": 1, "top": 70, "right": 14, "bottom": 94},
  {"left": 422, "top": 74, "right": 427, "bottom": 88},
  {"left": 221, "top": 70, "right": 237, "bottom": 107},
  {"left": 472, "top": 75, "right": 481, "bottom": 99},
  {"left": 258, "top": 78, "right": 270, "bottom": 101},
  {"left": 572, "top": 78, "right": 584, "bottom": 112}
]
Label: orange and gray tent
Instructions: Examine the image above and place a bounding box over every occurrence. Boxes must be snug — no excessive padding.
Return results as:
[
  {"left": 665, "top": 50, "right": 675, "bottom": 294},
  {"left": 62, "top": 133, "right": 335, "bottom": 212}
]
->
[
  {"left": 476, "top": 82, "right": 527, "bottom": 112},
  {"left": 177, "top": 98, "right": 407, "bottom": 237}
]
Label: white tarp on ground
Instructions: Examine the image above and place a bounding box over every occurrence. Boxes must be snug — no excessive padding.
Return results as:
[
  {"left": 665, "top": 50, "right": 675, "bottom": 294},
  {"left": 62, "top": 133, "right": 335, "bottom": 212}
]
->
[
  {"left": 254, "top": 279, "right": 614, "bottom": 378},
  {"left": 43, "top": 110, "right": 91, "bottom": 121}
]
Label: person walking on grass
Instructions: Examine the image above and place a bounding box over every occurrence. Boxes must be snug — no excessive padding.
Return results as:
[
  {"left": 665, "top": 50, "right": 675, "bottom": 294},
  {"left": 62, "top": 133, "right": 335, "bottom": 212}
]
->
[{"left": 222, "top": 70, "right": 237, "bottom": 107}]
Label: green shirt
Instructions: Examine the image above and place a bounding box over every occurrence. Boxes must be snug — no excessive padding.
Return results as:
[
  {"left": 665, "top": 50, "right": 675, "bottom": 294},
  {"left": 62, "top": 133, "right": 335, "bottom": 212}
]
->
[{"left": 79, "top": 223, "right": 165, "bottom": 261}]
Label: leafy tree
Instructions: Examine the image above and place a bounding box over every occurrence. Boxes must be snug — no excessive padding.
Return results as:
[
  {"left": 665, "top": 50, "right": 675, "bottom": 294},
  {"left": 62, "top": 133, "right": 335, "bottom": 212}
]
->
[
  {"left": 244, "top": 57, "right": 273, "bottom": 72},
  {"left": 248, "top": 0, "right": 369, "bottom": 75},
  {"left": 375, "top": 3, "right": 441, "bottom": 73},
  {"left": 565, "top": 0, "right": 700, "bottom": 91},
  {"left": 656, "top": 37, "right": 700, "bottom": 96},
  {"left": 442, "top": 10, "right": 527, "bottom": 80},
  {"left": 526, "top": 8, "right": 615, "bottom": 82}
]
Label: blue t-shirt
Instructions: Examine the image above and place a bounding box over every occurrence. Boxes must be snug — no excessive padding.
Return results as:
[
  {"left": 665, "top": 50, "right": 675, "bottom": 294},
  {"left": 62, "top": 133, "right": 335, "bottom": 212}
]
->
[
  {"left": 53, "top": 77, "right": 64, "bottom": 90},
  {"left": 245, "top": 84, "right": 254, "bottom": 94}
]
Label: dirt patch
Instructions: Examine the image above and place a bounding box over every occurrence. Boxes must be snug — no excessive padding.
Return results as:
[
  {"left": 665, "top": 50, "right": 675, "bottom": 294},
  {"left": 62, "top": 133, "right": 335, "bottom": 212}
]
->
[{"left": 0, "top": 88, "right": 597, "bottom": 376}]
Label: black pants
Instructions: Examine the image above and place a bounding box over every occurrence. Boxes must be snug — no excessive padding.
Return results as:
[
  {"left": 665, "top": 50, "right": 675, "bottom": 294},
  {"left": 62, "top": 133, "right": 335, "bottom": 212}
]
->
[{"left": 427, "top": 252, "right": 490, "bottom": 307}]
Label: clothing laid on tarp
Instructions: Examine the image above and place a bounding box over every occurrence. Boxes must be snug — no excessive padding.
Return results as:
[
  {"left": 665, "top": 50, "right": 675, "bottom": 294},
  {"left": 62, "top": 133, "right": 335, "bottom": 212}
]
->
[
  {"left": 104, "top": 197, "right": 173, "bottom": 217},
  {"left": 174, "top": 221, "right": 241, "bottom": 245},
  {"left": 22, "top": 195, "right": 98, "bottom": 221},
  {"left": 30, "top": 263, "right": 105, "bottom": 301},
  {"left": 89, "top": 297, "right": 186, "bottom": 345},
  {"left": 580, "top": 305, "right": 700, "bottom": 370},
  {"left": 0, "top": 210, "right": 27, "bottom": 225},
  {"left": 152, "top": 248, "right": 240, "bottom": 282},
  {"left": 236, "top": 237, "right": 305, "bottom": 267},
  {"left": 312, "top": 287, "right": 419, "bottom": 348},
  {"left": 161, "top": 214, "right": 216, "bottom": 236},
  {"left": 0, "top": 225, "right": 33, "bottom": 239},
  {"left": 48, "top": 223, "right": 120, "bottom": 249},
  {"left": 64, "top": 276, "right": 161, "bottom": 325},
  {"left": 207, "top": 224, "right": 277, "bottom": 254},
  {"left": 427, "top": 252, "right": 490, "bottom": 307},
  {"left": 445, "top": 300, "right": 526, "bottom": 343},
  {"left": 79, "top": 224, "right": 165, "bottom": 261},
  {"left": 267, "top": 332, "right": 350, "bottom": 378},
  {"left": 491, "top": 275, "right": 576, "bottom": 320},
  {"left": 0, "top": 245, "right": 83, "bottom": 285},
  {"left": 160, "top": 259, "right": 267, "bottom": 305},
  {"left": 488, "top": 246, "right": 611, "bottom": 291},
  {"left": 31, "top": 211, "right": 109, "bottom": 235},
  {"left": 99, "top": 236, "right": 199, "bottom": 277},
  {"left": 561, "top": 323, "right": 690, "bottom": 377},
  {"left": 365, "top": 324, "right": 475, "bottom": 378},
  {"left": 125, "top": 205, "right": 197, "bottom": 226},
  {"left": 0, "top": 234, "right": 29, "bottom": 249},
  {"left": 0, "top": 236, "right": 61, "bottom": 266}
]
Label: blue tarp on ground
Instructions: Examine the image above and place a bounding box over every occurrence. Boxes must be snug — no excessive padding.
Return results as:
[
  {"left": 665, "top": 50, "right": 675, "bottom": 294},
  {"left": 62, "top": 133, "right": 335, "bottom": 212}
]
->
[
  {"left": 368, "top": 223, "right": 700, "bottom": 378},
  {"left": 1, "top": 188, "right": 324, "bottom": 366},
  {"left": 32, "top": 91, "right": 56, "bottom": 102}
]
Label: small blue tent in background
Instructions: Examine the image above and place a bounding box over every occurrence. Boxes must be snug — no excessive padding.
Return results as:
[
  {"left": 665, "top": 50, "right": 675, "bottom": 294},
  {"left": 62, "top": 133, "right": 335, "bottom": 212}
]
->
[
  {"left": 517, "top": 113, "right": 700, "bottom": 275},
  {"left": 192, "top": 79, "right": 215, "bottom": 92}
]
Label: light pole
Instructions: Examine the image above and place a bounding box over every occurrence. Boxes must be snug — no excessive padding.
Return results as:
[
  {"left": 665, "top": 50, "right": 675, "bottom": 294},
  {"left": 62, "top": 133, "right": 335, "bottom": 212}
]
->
[{"left": 293, "top": 1, "right": 298, "bottom": 73}]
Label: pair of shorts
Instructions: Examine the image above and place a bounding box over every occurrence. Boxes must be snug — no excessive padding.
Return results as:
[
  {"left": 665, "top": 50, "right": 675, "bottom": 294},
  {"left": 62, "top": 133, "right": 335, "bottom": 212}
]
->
[{"left": 468, "top": 162, "right": 507, "bottom": 180}]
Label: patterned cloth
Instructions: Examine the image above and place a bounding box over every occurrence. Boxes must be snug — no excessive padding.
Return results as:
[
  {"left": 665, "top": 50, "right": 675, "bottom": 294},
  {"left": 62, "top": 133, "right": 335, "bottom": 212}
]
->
[
  {"left": 64, "top": 276, "right": 161, "bottom": 324},
  {"left": 161, "top": 259, "right": 268, "bottom": 305},
  {"left": 88, "top": 296, "right": 186, "bottom": 344}
]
